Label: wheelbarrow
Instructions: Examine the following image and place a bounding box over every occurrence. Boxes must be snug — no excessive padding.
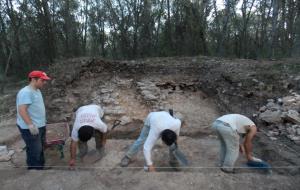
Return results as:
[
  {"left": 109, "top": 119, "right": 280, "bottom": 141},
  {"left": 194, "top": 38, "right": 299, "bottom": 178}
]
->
[{"left": 45, "top": 122, "right": 70, "bottom": 159}]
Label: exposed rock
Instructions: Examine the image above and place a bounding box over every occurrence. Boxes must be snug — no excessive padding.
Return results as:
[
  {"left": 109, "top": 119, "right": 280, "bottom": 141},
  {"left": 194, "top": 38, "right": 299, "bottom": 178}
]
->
[
  {"left": 0, "top": 146, "right": 14, "bottom": 162},
  {"left": 102, "top": 98, "right": 115, "bottom": 104},
  {"left": 269, "top": 137, "right": 278, "bottom": 141},
  {"left": 282, "top": 110, "right": 300, "bottom": 124},
  {"left": 51, "top": 98, "right": 66, "bottom": 104},
  {"left": 266, "top": 102, "right": 280, "bottom": 111},
  {"left": 287, "top": 126, "right": 297, "bottom": 136},
  {"left": 120, "top": 116, "right": 132, "bottom": 125},
  {"left": 267, "top": 131, "right": 280, "bottom": 137},
  {"left": 104, "top": 115, "right": 113, "bottom": 122},
  {"left": 297, "top": 128, "right": 300, "bottom": 136},
  {"left": 116, "top": 78, "right": 133, "bottom": 88},
  {"left": 100, "top": 89, "right": 113, "bottom": 94},
  {"left": 259, "top": 106, "right": 267, "bottom": 112},
  {"left": 141, "top": 90, "right": 158, "bottom": 101},
  {"left": 277, "top": 98, "right": 283, "bottom": 105},
  {"left": 104, "top": 106, "right": 126, "bottom": 115},
  {"left": 111, "top": 93, "right": 119, "bottom": 99},
  {"left": 287, "top": 135, "right": 300, "bottom": 141},
  {"left": 257, "top": 92, "right": 300, "bottom": 142},
  {"left": 259, "top": 110, "right": 282, "bottom": 124}
]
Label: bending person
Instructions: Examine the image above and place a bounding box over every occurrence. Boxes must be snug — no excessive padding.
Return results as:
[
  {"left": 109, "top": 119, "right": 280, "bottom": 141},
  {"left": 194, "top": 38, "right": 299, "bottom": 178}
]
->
[
  {"left": 120, "top": 111, "right": 182, "bottom": 172},
  {"left": 69, "top": 104, "right": 108, "bottom": 169},
  {"left": 212, "top": 114, "right": 259, "bottom": 173}
]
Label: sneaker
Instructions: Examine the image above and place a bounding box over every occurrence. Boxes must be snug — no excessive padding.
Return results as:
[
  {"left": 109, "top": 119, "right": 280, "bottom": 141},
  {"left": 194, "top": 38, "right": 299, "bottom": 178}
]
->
[
  {"left": 120, "top": 156, "right": 131, "bottom": 167},
  {"left": 43, "top": 166, "right": 52, "bottom": 170},
  {"left": 97, "top": 148, "right": 106, "bottom": 157},
  {"left": 169, "top": 161, "right": 181, "bottom": 171},
  {"left": 221, "top": 167, "right": 235, "bottom": 174},
  {"left": 169, "top": 160, "right": 179, "bottom": 168}
]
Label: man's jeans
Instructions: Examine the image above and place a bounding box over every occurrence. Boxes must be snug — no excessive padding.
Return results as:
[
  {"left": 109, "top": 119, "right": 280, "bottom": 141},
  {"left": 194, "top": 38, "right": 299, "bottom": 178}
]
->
[
  {"left": 18, "top": 125, "right": 45, "bottom": 170},
  {"left": 125, "top": 123, "right": 151, "bottom": 158},
  {"left": 125, "top": 122, "right": 177, "bottom": 164},
  {"left": 212, "top": 120, "right": 239, "bottom": 171},
  {"left": 78, "top": 130, "right": 105, "bottom": 158}
]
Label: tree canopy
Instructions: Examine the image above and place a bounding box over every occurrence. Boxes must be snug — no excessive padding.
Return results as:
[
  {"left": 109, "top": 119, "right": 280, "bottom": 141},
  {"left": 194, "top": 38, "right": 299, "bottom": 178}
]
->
[{"left": 0, "top": 0, "right": 299, "bottom": 77}]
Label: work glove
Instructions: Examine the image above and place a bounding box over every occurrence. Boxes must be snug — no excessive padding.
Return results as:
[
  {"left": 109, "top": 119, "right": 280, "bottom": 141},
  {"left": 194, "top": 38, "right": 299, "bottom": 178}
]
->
[{"left": 28, "top": 124, "right": 39, "bottom": 135}]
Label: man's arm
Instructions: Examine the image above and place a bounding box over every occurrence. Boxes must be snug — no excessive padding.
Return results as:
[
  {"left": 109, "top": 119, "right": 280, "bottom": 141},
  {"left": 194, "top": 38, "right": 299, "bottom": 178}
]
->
[
  {"left": 101, "top": 132, "right": 107, "bottom": 146},
  {"left": 239, "top": 144, "right": 245, "bottom": 155},
  {"left": 143, "top": 130, "right": 159, "bottom": 172},
  {"left": 69, "top": 140, "right": 77, "bottom": 168},
  {"left": 18, "top": 105, "right": 39, "bottom": 135},
  {"left": 18, "top": 105, "right": 32, "bottom": 125},
  {"left": 243, "top": 125, "right": 257, "bottom": 161}
]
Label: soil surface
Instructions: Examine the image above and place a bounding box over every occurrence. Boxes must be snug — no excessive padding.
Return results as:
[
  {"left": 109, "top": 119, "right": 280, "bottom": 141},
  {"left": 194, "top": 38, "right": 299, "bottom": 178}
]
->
[{"left": 0, "top": 56, "right": 299, "bottom": 189}]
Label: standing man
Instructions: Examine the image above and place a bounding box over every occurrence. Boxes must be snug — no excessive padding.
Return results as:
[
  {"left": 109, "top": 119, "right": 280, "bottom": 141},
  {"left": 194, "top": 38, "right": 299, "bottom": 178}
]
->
[
  {"left": 69, "top": 104, "right": 108, "bottom": 169},
  {"left": 16, "top": 70, "right": 51, "bottom": 170},
  {"left": 120, "top": 111, "right": 182, "bottom": 172},
  {"left": 212, "top": 114, "right": 258, "bottom": 173}
]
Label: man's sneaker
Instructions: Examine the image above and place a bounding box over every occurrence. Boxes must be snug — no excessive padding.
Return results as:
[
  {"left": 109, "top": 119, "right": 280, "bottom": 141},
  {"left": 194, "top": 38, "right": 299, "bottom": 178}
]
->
[
  {"left": 169, "top": 160, "right": 181, "bottom": 171},
  {"left": 120, "top": 156, "right": 131, "bottom": 167},
  {"left": 43, "top": 166, "right": 52, "bottom": 170},
  {"left": 97, "top": 148, "right": 106, "bottom": 157},
  {"left": 221, "top": 167, "right": 235, "bottom": 174}
]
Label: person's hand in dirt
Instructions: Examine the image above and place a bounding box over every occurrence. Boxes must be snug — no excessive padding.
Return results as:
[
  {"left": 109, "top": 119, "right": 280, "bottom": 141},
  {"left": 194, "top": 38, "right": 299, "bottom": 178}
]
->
[
  {"left": 69, "top": 159, "right": 76, "bottom": 170},
  {"left": 69, "top": 140, "right": 77, "bottom": 170}
]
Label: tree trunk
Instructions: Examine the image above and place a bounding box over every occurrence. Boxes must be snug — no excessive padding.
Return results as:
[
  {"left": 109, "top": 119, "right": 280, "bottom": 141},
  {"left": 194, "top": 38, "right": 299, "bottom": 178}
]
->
[
  {"left": 40, "top": 0, "right": 56, "bottom": 63},
  {"left": 166, "top": 0, "right": 173, "bottom": 52},
  {"left": 0, "top": 48, "right": 12, "bottom": 94},
  {"left": 292, "top": 0, "right": 300, "bottom": 56},
  {"left": 271, "top": 0, "right": 279, "bottom": 58},
  {"left": 6, "top": 0, "right": 23, "bottom": 70}
]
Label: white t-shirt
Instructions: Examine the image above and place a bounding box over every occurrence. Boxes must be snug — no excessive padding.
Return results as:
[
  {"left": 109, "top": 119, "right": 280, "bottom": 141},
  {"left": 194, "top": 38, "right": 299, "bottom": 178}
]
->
[
  {"left": 71, "top": 105, "right": 107, "bottom": 141},
  {"left": 216, "top": 114, "right": 255, "bottom": 134},
  {"left": 143, "top": 111, "right": 181, "bottom": 165}
]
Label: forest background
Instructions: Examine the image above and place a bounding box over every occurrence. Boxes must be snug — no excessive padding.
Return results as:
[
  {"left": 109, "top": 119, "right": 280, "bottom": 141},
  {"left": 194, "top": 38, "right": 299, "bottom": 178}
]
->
[{"left": 0, "top": 0, "right": 299, "bottom": 80}]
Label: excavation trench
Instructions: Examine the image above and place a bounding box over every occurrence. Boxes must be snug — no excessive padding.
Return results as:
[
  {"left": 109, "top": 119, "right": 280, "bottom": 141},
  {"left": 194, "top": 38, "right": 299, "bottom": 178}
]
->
[{"left": 4, "top": 59, "right": 299, "bottom": 176}]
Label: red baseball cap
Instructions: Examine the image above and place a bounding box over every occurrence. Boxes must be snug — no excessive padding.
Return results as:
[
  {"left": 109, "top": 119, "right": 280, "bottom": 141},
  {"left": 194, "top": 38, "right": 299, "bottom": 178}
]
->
[{"left": 28, "top": 70, "right": 51, "bottom": 80}]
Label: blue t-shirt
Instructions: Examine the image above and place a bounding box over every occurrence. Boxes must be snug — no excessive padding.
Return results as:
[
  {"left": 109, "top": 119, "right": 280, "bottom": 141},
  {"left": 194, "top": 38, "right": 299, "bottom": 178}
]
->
[{"left": 16, "top": 86, "right": 46, "bottom": 129}]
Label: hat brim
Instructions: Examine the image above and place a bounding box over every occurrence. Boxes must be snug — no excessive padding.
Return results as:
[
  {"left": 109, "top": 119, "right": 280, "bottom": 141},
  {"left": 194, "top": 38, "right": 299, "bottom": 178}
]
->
[{"left": 40, "top": 76, "right": 51, "bottom": 80}]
